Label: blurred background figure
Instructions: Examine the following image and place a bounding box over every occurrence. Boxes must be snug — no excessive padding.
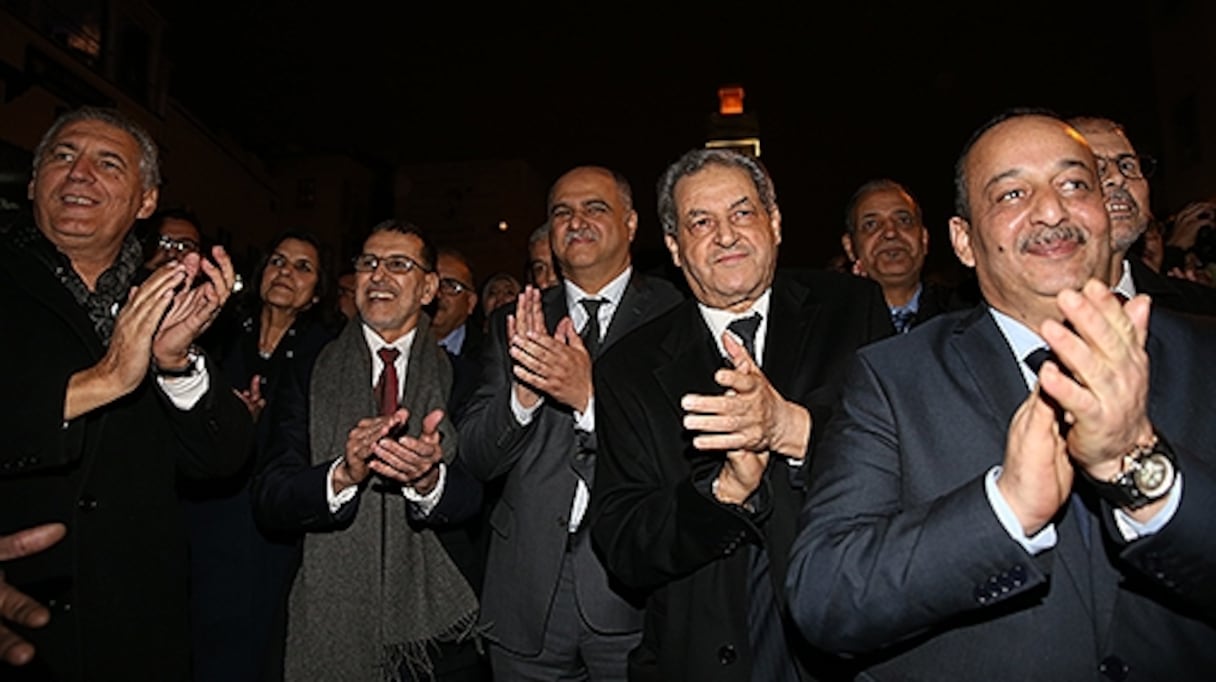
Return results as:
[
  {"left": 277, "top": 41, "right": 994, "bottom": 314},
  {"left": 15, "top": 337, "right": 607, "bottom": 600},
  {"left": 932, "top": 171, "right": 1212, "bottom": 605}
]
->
[
  {"left": 335, "top": 269, "right": 358, "bottom": 322},
  {"left": 183, "top": 229, "right": 336, "bottom": 682},
  {"left": 480, "top": 272, "right": 521, "bottom": 323},
  {"left": 141, "top": 207, "right": 202, "bottom": 271},
  {"left": 1165, "top": 199, "right": 1216, "bottom": 286},
  {"left": 526, "top": 222, "right": 559, "bottom": 290}
]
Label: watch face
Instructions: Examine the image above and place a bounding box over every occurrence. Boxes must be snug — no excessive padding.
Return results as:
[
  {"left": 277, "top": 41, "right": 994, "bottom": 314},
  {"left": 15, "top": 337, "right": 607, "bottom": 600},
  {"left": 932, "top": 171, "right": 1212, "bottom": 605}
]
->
[{"left": 1133, "top": 454, "right": 1175, "bottom": 498}]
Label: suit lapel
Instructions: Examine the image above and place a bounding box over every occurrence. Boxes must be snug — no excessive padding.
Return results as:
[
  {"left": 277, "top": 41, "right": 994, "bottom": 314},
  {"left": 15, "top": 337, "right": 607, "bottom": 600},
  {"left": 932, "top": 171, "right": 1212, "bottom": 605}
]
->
[
  {"left": 762, "top": 276, "right": 819, "bottom": 399},
  {"left": 600, "top": 273, "right": 649, "bottom": 354},
  {"left": 3, "top": 245, "right": 105, "bottom": 359},
  {"left": 654, "top": 301, "right": 722, "bottom": 418}
]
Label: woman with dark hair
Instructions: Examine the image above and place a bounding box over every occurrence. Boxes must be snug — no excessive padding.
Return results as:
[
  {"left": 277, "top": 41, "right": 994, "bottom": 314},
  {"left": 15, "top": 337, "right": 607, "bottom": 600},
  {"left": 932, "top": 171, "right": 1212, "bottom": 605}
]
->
[{"left": 183, "top": 229, "right": 336, "bottom": 682}]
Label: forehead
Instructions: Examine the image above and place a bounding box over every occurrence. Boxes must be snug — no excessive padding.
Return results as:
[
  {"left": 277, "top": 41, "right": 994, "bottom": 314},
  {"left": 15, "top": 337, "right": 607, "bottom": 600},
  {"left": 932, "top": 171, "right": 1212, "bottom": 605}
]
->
[
  {"left": 49, "top": 119, "right": 140, "bottom": 161},
  {"left": 674, "top": 164, "right": 759, "bottom": 210},
  {"left": 437, "top": 253, "right": 471, "bottom": 277},
  {"left": 856, "top": 187, "right": 916, "bottom": 216},
  {"left": 966, "top": 116, "right": 1092, "bottom": 193},
  {"left": 274, "top": 237, "right": 318, "bottom": 261},
  {"left": 160, "top": 218, "right": 200, "bottom": 241},
  {"left": 550, "top": 168, "right": 618, "bottom": 207},
  {"left": 363, "top": 230, "right": 424, "bottom": 258},
  {"left": 1077, "top": 127, "right": 1135, "bottom": 156}
]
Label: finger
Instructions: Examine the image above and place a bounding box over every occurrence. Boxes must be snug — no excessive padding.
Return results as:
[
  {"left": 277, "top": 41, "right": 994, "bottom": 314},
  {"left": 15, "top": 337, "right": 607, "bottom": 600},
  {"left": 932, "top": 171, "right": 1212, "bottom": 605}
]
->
[
  {"left": 0, "top": 523, "right": 67, "bottom": 562},
  {"left": 713, "top": 367, "right": 760, "bottom": 394},
  {"left": 1124, "top": 294, "right": 1151, "bottom": 347},
  {"left": 420, "top": 409, "right": 445, "bottom": 437},
  {"left": 693, "top": 433, "right": 752, "bottom": 452},
  {"left": 248, "top": 375, "right": 263, "bottom": 401},
  {"left": 1, "top": 632, "right": 36, "bottom": 666},
  {"left": 721, "top": 332, "right": 757, "bottom": 372},
  {"left": 681, "top": 393, "right": 740, "bottom": 417}
]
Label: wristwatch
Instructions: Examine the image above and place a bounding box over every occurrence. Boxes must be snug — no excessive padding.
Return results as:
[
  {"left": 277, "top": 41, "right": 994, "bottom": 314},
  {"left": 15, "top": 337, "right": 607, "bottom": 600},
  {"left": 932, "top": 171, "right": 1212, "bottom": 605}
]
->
[{"left": 1086, "top": 432, "right": 1178, "bottom": 510}]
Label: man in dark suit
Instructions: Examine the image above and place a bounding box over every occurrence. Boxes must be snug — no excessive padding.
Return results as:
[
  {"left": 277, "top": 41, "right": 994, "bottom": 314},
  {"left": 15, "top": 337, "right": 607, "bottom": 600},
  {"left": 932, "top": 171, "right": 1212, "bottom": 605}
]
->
[
  {"left": 431, "top": 247, "right": 484, "bottom": 421},
  {"left": 458, "top": 166, "right": 682, "bottom": 679},
  {"left": 253, "top": 221, "right": 485, "bottom": 681},
  {"left": 590, "top": 148, "right": 892, "bottom": 681},
  {"left": 787, "top": 111, "right": 1216, "bottom": 680},
  {"left": 0, "top": 106, "right": 251, "bottom": 681},
  {"left": 1069, "top": 115, "right": 1216, "bottom": 315},
  {"left": 842, "top": 178, "right": 970, "bottom": 331}
]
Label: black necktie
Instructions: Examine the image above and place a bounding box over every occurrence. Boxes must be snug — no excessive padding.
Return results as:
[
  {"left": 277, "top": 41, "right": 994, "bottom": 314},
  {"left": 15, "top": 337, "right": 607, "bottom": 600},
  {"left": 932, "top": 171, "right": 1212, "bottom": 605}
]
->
[
  {"left": 727, "top": 313, "right": 763, "bottom": 361},
  {"left": 580, "top": 298, "right": 606, "bottom": 358}
]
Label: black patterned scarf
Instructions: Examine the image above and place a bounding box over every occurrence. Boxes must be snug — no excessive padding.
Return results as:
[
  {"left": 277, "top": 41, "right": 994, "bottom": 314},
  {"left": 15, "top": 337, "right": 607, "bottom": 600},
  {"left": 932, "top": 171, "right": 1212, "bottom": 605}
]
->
[{"left": 9, "top": 219, "right": 143, "bottom": 345}]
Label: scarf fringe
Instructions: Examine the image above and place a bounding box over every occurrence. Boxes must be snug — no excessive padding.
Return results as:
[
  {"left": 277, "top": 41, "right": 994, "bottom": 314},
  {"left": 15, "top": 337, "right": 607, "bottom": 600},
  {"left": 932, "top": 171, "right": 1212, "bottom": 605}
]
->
[{"left": 380, "top": 608, "right": 481, "bottom": 682}]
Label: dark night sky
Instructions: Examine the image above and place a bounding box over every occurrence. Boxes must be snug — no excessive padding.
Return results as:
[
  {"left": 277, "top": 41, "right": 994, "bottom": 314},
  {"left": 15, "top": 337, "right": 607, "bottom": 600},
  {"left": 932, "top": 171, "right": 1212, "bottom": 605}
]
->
[{"left": 154, "top": 1, "right": 1161, "bottom": 274}]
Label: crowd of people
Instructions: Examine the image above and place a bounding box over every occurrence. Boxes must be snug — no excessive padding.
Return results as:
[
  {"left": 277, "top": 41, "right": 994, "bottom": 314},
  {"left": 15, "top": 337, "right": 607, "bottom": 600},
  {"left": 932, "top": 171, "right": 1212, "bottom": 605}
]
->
[{"left": 0, "top": 105, "right": 1213, "bottom": 682}]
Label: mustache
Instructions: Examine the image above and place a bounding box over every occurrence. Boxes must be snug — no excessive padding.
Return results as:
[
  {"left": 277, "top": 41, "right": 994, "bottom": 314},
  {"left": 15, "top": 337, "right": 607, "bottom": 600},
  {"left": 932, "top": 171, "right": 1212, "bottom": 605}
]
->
[
  {"left": 564, "top": 225, "right": 597, "bottom": 245},
  {"left": 1017, "top": 224, "right": 1087, "bottom": 253}
]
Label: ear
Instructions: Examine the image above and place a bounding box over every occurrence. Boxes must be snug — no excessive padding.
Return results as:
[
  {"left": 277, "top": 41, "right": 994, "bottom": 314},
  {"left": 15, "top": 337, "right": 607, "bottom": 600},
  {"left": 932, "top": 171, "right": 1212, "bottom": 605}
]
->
[
  {"left": 27, "top": 177, "right": 35, "bottom": 201},
  {"left": 948, "top": 217, "right": 976, "bottom": 268},
  {"left": 920, "top": 225, "right": 930, "bottom": 252},
  {"left": 769, "top": 206, "right": 782, "bottom": 247},
  {"left": 466, "top": 292, "right": 479, "bottom": 316},
  {"left": 664, "top": 233, "right": 682, "bottom": 269},
  {"left": 841, "top": 233, "right": 857, "bottom": 261},
  {"left": 136, "top": 187, "right": 159, "bottom": 220},
  {"left": 420, "top": 272, "right": 439, "bottom": 306},
  {"left": 626, "top": 209, "right": 638, "bottom": 243}
]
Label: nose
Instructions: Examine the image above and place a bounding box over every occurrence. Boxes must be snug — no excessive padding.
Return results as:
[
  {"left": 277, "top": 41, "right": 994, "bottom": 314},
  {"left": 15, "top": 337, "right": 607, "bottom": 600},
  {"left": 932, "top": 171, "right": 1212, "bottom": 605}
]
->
[
  {"left": 66, "top": 156, "right": 95, "bottom": 182},
  {"left": 1099, "top": 159, "right": 1125, "bottom": 191},
  {"left": 712, "top": 218, "right": 739, "bottom": 247},
  {"left": 1029, "top": 188, "right": 1069, "bottom": 226}
]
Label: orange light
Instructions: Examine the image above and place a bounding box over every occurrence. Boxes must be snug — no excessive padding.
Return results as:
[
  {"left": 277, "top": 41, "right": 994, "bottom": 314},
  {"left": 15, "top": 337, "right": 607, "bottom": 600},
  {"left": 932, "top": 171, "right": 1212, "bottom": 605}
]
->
[{"left": 718, "top": 86, "right": 744, "bottom": 115}]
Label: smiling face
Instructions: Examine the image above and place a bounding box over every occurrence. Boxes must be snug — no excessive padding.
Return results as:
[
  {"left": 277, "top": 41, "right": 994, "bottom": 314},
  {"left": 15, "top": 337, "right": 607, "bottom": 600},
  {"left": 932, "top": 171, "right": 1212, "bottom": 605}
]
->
[
  {"left": 355, "top": 231, "right": 438, "bottom": 342},
  {"left": 548, "top": 167, "right": 636, "bottom": 291},
  {"left": 949, "top": 115, "right": 1110, "bottom": 327},
  {"left": 260, "top": 237, "right": 320, "bottom": 315},
  {"left": 665, "top": 163, "right": 781, "bottom": 312},
  {"left": 1076, "top": 125, "right": 1151, "bottom": 254},
  {"left": 431, "top": 251, "right": 477, "bottom": 339},
  {"left": 845, "top": 186, "right": 928, "bottom": 292},
  {"left": 29, "top": 118, "right": 158, "bottom": 266}
]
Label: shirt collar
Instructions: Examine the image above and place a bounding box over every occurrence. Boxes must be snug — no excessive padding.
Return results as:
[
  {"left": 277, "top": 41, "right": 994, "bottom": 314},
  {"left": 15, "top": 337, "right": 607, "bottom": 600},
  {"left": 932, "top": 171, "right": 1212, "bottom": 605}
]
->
[
  {"left": 890, "top": 282, "right": 924, "bottom": 316},
  {"left": 698, "top": 288, "right": 773, "bottom": 365},
  {"left": 361, "top": 323, "right": 417, "bottom": 364},
  {"left": 565, "top": 266, "right": 632, "bottom": 326},
  {"left": 438, "top": 323, "right": 467, "bottom": 355},
  {"left": 987, "top": 306, "right": 1047, "bottom": 390},
  {"left": 1114, "top": 259, "right": 1137, "bottom": 300}
]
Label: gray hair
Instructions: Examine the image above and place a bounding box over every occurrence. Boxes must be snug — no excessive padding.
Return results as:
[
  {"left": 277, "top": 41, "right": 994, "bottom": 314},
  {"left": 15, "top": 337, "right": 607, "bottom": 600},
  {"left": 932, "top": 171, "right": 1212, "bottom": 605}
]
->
[
  {"left": 528, "top": 221, "right": 551, "bottom": 246},
  {"left": 33, "top": 106, "right": 161, "bottom": 189},
  {"left": 656, "top": 148, "right": 777, "bottom": 237},
  {"left": 844, "top": 178, "right": 923, "bottom": 236}
]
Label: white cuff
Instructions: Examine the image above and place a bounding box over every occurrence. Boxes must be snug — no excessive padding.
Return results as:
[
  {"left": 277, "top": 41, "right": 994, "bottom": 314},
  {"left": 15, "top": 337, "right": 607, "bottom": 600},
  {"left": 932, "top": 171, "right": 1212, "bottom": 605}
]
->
[
  {"left": 402, "top": 462, "right": 447, "bottom": 517},
  {"left": 156, "top": 354, "right": 210, "bottom": 410},
  {"left": 326, "top": 457, "right": 358, "bottom": 514},
  {"left": 510, "top": 387, "right": 543, "bottom": 426},
  {"left": 986, "top": 466, "right": 1057, "bottom": 554},
  {"left": 573, "top": 395, "right": 595, "bottom": 433},
  {"left": 1114, "top": 473, "right": 1183, "bottom": 540}
]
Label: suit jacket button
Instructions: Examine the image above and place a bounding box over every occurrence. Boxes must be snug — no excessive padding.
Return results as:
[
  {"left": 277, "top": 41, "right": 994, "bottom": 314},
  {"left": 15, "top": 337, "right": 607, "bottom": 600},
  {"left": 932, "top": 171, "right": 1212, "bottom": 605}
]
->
[
  {"left": 717, "top": 644, "right": 737, "bottom": 665},
  {"left": 77, "top": 495, "right": 99, "bottom": 511},
  {"left": 1098, "top": 655, "right": 1129, "bottom": 681}
]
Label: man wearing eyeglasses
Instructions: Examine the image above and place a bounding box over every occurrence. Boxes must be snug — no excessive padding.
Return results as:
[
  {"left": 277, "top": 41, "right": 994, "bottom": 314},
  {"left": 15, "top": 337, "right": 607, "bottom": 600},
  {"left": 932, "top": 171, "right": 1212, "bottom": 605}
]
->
[
  {"left": 141, "top": 207, "right": 203, "bottom": 271},
  {"left": 459, "top": 166, "right": 682, "bottom": 680},
  {"left": 432, "top": 247, "right": 484, "bottom": 422},
  {"left": 254, "top": 220, "right": 487, "bottom": 680},
  {"left": 1069, "top": 116, "right": 1216, "bottom": 315}
]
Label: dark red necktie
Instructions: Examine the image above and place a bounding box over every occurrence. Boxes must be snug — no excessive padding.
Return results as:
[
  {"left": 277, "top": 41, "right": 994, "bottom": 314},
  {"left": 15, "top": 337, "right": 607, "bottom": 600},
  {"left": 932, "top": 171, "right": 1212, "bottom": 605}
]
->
[{"left": 376, "top": 347, "right": 401, "bottom": 415}]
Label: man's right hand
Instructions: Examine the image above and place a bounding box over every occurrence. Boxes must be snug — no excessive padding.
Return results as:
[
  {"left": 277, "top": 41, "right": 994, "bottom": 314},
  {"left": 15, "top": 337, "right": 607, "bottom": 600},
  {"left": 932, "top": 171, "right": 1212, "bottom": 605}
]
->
[
  {"left": 332, "top": 409, "right": 409, "bottom": 495},
  {"left": 1, "top": 523, "right": 67, "bottom": 667},
  {"left": 998, "top": 386, "right": 1073, "bottom": 536},
  {"left": 64, "top": 262, "right": 189, "bottom": 421},
  {"left": 507, "top": 286, "right": 545, "bottom": 409}
]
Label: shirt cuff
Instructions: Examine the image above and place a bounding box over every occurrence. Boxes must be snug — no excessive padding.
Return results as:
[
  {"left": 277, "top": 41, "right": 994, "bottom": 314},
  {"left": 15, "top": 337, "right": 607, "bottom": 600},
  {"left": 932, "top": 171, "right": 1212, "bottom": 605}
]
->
[
  {"left": 573, "top": 395, "right": 595, "bottom": 432},
  {"left": 326, "top": 457, "right": 358, "bottom": 514},
  {"left": 402, "top": 462, "right": 447, "bottom": 516},
  {"left": 156, "top": 354, "right": 210, "bottom": 410},
  {"left": 986, "top": 466, "right": 1057, "bottom": 554},
  {"left": 510, "top": 387, "right": 543, "bottom": 425},
  {"left": 1113, "top": 473, "right": 1183, "bottom": 540}
]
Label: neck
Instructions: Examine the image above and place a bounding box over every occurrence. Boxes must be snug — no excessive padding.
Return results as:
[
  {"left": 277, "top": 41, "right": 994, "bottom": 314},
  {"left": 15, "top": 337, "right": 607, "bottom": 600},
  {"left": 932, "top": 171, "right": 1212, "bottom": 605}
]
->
[
  {"left": 68, "top": 251, "right": 120, "bottom": 292},
  {"left": 882, "top": 281, "right": 921, "bottom": 308},
  {"left": 260, "top": 306, "right": 298, "bottom": 352},
  {"left": 566, "top": 261, "right": 628, "bottom": 295},
  {"left": 1108, "top": 251, "right": 1129, "bottom": 286}
]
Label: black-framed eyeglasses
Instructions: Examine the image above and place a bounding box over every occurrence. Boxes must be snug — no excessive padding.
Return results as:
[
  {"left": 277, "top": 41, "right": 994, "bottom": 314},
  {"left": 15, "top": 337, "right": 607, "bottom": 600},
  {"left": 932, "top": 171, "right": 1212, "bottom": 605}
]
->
[
  {"left": 157, "top": 235, "right": 200, "bottom": 254},
  {"left": 267, "top": 253, "right": 316, "bottom": 274},
  {"left": 1095, "top": 153, "right": 1156, "bottom": 181},
  {"left": 438, "top": 277, "right": 473, "bottom": 296},
  {"left": 352, "top": 253, "right": 432, "bottom": 275}
]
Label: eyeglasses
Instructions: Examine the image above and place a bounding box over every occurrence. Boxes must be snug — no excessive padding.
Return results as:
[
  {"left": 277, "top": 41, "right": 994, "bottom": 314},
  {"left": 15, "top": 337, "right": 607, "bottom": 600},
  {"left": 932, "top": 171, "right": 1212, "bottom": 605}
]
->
[
  {"left": 157, "top": 235, "right": 200, "bottom": 254},
  {"left": 438, "top": 277, "right": 473, "bottom": 296},
  {"left": 1095, "top": 153, "right": 1157, "bottom": 181},
  {"left": 352, "top": 253, "right": 432, "bottom": 275},
  {"left": 267, "top": 253, "right": 315, "bottom": 274}
]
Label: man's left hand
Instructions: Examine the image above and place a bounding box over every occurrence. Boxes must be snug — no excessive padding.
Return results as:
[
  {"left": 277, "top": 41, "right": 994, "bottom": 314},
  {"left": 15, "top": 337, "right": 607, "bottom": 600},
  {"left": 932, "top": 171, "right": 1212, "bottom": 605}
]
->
[
  {"left": 152, "top": 246, "right": 237, "bottom": 371},
  {"left": 370, "top": 408, "right": 446, "bottom": 494},
  {"left": 681, "top": 332, "right": 811, "bottom": 458},
  {"left": 509, "top": 317, "right": 594, "bottom": 413},
  {"left": 1038, "top": 279, "right": 1154, "bottom": 480}
]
